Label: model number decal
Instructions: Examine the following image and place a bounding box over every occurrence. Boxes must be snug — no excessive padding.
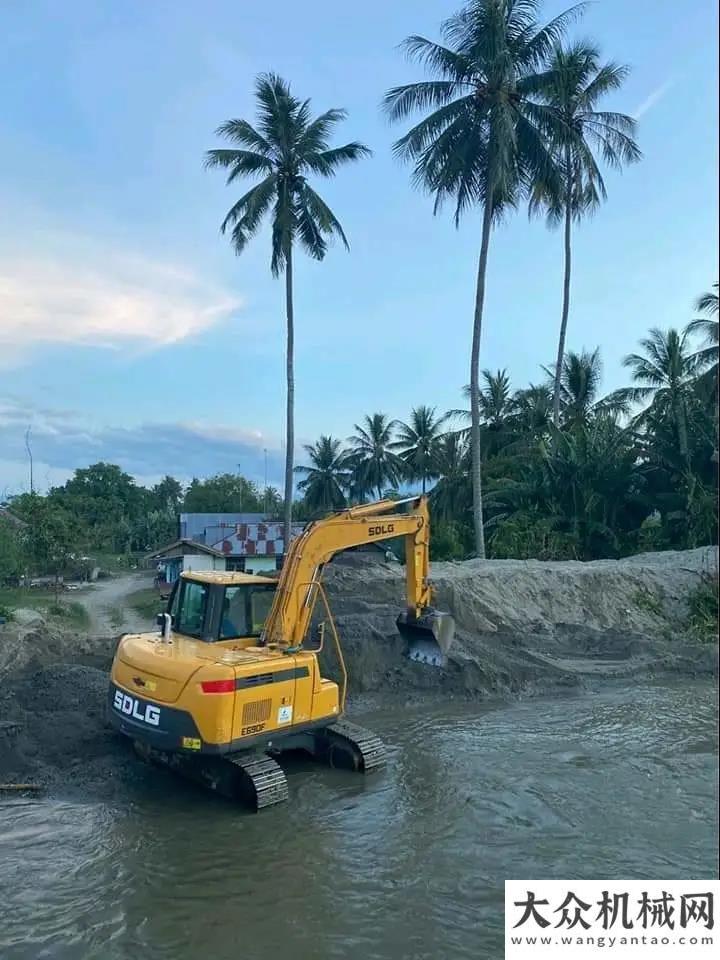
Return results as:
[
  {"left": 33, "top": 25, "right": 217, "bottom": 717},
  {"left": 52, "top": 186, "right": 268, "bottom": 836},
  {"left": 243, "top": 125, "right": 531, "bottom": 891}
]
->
[
  {"left": 368, "top": 523, "right": 394, "bottom": 536},
  {"left": 241, "top": 723, "right": 266, "bottom": 736},
  {"left": 113, "top": 689, "right": 161, "bottom": 727}
]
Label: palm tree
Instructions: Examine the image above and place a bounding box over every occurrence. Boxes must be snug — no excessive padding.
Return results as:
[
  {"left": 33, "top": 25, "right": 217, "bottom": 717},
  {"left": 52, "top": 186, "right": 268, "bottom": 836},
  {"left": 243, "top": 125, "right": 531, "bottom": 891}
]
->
[
  {"left": 384, "top": 0, "right": 582, "bottom": 558},
  {"left": 478, "top": 369, "right": 515, "bottom": 428},
  {"left": 429, "top": 431, "right": 471, "bottom": 523},
  {"left": 540, "top": 417, "right": 640, "bottom": 558},
  {"left": 450, "top": 370, "right": 515, "bottom": 425},
  {"left": 695, "top": 283, "right": 719, "bottom": 318},
  {"left": 531, "top": 42, "right": 640, "bottom": 428},
  {"left": 687, "top": 282, "right": 719, "bottom": 370},
  {"left": 511, "top": 383, "right": 554, "bottom": 438},
  {"left": 544, "top": 348, "right": 629, "bottom": 427},
  {"left": 393, "top": 406, "right": 448, "bottom": 493},
  {"left": 206, "top": 73, "right": 370, "bottom": 549},
  {"left": 618, "top": 328, "right": 707, "bottom": 467},
  {"left": 687, "top": 282, "right": 719, "bottom": 460},
  {"left": 295, "top": 436, "right": 350, "bottom": 513},
  {"left": 346, "top": 414, "right": 404, "bottom": 500},
  {"left": 449, "top": 370, "right": 517, "bottom": 457}
]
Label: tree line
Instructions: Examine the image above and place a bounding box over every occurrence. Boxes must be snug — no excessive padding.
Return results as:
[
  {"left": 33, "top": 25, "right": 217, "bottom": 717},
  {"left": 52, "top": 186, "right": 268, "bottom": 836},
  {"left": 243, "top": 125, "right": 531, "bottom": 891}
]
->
[
  {"left": 0, "top": 467, "right": 283, "bottom": 582},
  {"left": 296, "top": 285, "right": 718, "bottom": 561},
  {"left": 1, "top": 281, "right": 716, "bottom": 579},
  {"left": 205, "top": 0, "right": 644, "bottom": 559}
]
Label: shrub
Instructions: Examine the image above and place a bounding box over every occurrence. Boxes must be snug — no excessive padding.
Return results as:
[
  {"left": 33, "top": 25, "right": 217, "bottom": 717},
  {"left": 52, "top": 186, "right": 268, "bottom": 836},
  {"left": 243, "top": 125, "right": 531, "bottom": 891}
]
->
[
  {"left": 47, "top": 600, "right": 90, "bottom": 629},
  {"left": 687, "top": 573, "right": 719, "bottom": 641},
  {"left": 430, "top": 521, "right": 471, "bottom": 561},
  {"left": 488, "top": 512, "right": 578, "bottom": 560}
]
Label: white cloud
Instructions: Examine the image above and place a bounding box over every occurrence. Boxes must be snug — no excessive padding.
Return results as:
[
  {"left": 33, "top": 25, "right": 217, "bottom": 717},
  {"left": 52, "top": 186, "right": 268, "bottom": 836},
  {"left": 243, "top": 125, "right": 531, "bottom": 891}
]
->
[
  {"left": 633, "top": 80, "right": 674, "bottom": 119},
  {"left": 0, "top": 395, "right": 285, "bottom": 495},
  {"left": 0, "top": 245, "right": 242, "bottom": 365}
]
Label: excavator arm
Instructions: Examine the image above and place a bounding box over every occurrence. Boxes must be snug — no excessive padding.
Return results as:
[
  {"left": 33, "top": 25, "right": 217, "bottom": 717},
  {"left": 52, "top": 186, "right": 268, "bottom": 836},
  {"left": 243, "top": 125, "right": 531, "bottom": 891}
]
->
[{"left": 260, "top": 495, "right": 454, "bottom": 667}]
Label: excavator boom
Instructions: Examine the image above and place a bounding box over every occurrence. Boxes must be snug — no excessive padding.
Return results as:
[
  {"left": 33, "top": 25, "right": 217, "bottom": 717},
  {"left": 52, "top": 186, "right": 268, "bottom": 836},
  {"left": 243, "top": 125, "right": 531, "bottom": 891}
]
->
[{"left": 261, "top": 495, "right": 454, "bottom": 666}]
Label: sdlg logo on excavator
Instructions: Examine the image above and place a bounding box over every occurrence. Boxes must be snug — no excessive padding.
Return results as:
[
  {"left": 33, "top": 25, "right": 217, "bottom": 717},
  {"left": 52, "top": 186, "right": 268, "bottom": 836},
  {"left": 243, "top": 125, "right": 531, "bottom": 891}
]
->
[
  {"left": 368, "top": 523, "right": 394, "bottom": 536},
  {"left": 113, "top": 689, "right": 161, "bottom": 726}
]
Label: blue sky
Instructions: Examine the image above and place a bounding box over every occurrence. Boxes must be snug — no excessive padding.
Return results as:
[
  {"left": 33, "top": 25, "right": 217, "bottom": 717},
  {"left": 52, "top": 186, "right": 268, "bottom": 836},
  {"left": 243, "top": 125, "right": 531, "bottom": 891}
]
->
[{"left": 1, "top": 0, "right": 717, "bottom": 496}]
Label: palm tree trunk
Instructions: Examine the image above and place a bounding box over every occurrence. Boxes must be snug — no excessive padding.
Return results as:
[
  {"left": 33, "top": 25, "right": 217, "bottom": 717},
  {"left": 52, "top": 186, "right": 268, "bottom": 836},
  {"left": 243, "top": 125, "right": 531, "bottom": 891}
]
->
[
  {"left": 553, "top": 164, "right": 573, "bottom": 430},
  {"left": 673, "top": 393, "right": 690, "bottom": 469},
  {"left": 283, "top": 245, "right": 294, "bottom": 554},
  {"left": 470, "top": 199, "right": 493, "bottom": 559}
]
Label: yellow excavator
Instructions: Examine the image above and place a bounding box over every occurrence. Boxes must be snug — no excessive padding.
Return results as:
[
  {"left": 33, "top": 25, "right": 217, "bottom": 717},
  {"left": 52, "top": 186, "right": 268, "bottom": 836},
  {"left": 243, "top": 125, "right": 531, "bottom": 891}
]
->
[{"left": 108, "top": 495, "right": 454, "bottom": 809}]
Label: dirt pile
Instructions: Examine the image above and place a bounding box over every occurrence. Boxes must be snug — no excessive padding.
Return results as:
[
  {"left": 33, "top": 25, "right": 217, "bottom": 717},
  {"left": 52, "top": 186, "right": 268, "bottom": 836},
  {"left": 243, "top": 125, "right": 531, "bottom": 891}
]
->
[
  {"left": 0, "top": 661, "right": 144, "bottom": 794},
  {"left": 0, "top": 609, "right": 118, "bottom": 676},
  {"left": 0, "top": 615, "right": 130, "bottom": 789},
  {"left": 321, "top": 546, "right": 719, "bottom": 695}
]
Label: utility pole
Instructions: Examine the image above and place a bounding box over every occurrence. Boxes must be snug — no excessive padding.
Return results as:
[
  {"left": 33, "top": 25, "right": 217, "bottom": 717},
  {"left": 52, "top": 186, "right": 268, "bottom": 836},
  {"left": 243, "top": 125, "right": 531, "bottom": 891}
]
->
[
  {"left": 237, "top": 462, "right": 243, "bottom": 513},
  {"left": 25, "top": 426, "right": 33, "bottom": 494},
  {"left": 264, "top": 448, "right": 268, "bottom": 516}
]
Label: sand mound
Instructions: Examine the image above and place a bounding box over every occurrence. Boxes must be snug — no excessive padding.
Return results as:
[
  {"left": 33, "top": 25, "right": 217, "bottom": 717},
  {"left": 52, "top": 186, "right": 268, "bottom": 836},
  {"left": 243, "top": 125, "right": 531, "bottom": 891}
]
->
[{"left": 322, "top": 546, "right": 718, "bottom": 695}]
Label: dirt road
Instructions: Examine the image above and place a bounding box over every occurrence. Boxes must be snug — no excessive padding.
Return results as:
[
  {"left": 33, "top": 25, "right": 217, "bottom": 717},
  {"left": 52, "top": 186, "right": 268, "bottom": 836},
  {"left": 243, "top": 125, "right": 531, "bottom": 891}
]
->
[{"left": 77, "top": 572, "right": 156, "bottom": 637}]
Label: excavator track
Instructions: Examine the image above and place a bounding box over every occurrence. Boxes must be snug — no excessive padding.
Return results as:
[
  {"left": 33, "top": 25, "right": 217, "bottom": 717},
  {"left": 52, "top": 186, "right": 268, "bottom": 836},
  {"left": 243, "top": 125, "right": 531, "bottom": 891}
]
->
[
  {"left": 228, "top": 752, "right": 289, "bottom": 810},
  {"left": 133, "top": 741, "right": 289, "bottom": 811},
  {"left": 317, "top": 719, "right": 387, "bottom": 773}
]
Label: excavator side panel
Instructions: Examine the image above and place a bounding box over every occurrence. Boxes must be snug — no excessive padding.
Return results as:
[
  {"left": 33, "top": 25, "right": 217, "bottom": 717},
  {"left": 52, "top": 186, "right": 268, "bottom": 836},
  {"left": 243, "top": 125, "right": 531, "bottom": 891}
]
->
[
  {"left": 229, "top": 661, "right": 297, "bottom": 743},
  {"left": 227, "top": 653, "right": 339, "bottom": 743},
  {"left": 310, "top": 678, "right": 341, "bottom": 723}
]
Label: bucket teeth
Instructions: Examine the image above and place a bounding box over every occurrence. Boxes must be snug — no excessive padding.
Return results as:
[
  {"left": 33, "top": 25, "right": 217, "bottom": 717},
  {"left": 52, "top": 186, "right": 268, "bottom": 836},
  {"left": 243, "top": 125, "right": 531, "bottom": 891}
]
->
[{"left": 396, "top": 609, "right": 455, "bottom": 668}]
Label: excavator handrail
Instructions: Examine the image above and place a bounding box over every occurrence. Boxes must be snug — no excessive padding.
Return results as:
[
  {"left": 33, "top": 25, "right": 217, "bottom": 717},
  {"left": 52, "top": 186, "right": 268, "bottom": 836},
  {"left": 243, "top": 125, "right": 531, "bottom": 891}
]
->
[{"left": 270, "top": 577, "right": 349, "bottom": 711}]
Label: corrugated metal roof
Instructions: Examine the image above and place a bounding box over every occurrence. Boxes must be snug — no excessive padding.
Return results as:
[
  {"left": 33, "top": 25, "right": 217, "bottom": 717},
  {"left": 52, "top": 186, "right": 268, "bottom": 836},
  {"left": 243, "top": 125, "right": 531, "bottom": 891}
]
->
[
  {"left": 179, "top": 512, "right": 267, "bottom": 543},
  {"left": 147, "top": 538, "right": 226, "bottom": 560},
  {"left": 209, "top": 522, "right": 305, "bottom": 558}
]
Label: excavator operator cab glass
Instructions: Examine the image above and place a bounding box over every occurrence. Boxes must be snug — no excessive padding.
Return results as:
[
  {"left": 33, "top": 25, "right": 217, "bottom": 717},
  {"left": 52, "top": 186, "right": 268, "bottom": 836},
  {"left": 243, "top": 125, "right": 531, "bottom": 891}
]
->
[
  {"left": 174, "top": 580, "right": 209, "bottom": 638},
  {"left": 219, "top": 583, "right": 276, "bottom": 640},
  {"left": 164, "top": 577, "right": 277, "bottom": 642}
]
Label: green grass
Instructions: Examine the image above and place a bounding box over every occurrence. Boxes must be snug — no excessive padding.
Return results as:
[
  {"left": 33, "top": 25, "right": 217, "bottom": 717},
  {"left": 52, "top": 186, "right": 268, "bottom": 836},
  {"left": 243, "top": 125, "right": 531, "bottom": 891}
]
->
[
  {"left": 631, "top": 584, "right": 666, "bottom": 618},
  {"left": 0, "top": 586, "right": 54, "bottom": 613},
  {"left": 0, "top": 587, "right": 90, "bottom": 629},
  {"left": 47, "top": 600, "right": 91, "bottom": 630},
  {"left": 126, "top": 587, "right": 163, "bottom": 623},
  {"left": 90, "top": 551, "right": 148, "bottom": 574},
  {"left": 687, "top": 573, "right": 719, "bottom": 642}
]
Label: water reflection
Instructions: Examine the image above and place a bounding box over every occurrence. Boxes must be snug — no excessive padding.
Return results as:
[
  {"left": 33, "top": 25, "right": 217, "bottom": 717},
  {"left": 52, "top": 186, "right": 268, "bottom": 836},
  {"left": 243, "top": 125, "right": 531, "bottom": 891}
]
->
[{"left": 1, "top": 680, "right": 716, "bottom": 960}]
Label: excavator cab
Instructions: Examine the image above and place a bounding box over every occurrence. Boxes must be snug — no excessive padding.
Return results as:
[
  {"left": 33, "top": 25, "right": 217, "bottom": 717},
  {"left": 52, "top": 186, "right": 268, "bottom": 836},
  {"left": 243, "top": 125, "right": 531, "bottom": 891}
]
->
[{"left": 159, "top": 572, "right": 278, "bottom": 644}]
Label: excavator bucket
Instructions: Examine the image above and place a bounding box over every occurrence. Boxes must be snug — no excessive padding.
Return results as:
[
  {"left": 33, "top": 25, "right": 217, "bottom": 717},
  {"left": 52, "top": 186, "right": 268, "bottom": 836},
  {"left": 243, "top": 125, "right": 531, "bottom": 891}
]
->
[{"left": 396, "top": 610, "right": 455, "bottom": 668}]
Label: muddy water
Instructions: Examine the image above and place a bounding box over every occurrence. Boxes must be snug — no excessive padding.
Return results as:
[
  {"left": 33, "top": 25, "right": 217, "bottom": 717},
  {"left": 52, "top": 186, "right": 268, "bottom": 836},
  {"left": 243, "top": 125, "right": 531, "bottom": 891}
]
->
[{"left": 1, "top": 680, "right": 717, "bottom": 960}]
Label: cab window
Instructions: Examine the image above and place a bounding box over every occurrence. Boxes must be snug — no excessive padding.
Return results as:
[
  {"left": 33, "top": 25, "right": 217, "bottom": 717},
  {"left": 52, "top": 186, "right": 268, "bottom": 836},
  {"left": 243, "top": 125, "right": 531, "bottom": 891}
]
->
[
  {"left": 219, "top": 585, "right": 275, "bottom": 639},
  {"left": 219, "top": 585, "right": 249, "bottom": 639},
  {"left": 176, "top": 580, "right": 209, "bottom": 638},
  {"left": 168, "top": 581, "right": 181, "bottom": 620},
  {"left": 250, "top": 586, "right": 275, "bottom": 633}
]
